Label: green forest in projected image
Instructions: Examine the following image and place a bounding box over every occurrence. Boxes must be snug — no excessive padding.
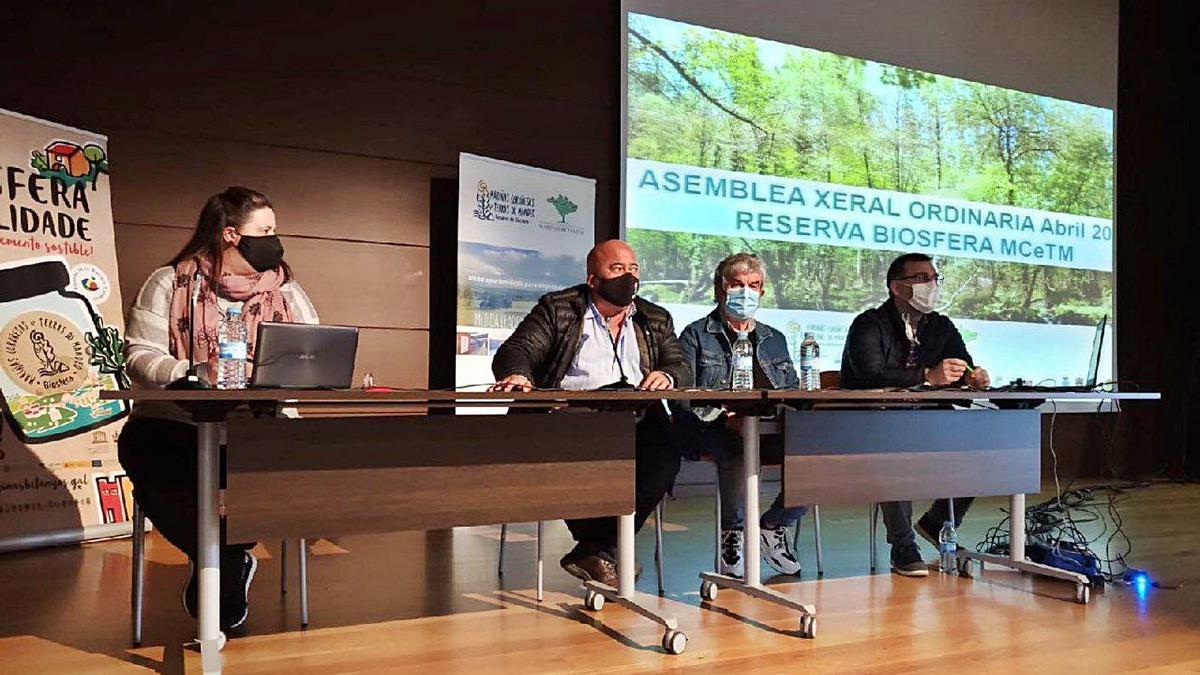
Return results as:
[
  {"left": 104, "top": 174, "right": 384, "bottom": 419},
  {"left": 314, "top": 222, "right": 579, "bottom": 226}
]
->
[{"left": 626, "top": 14, "right": 1113, "bottom": 325}]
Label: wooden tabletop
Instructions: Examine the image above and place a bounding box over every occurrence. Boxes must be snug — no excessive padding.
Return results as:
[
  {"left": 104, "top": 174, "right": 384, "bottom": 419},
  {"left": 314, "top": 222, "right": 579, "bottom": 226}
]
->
[
  {"left": 97, "top": 388, "right": 761, "bottom": 402},
  {"left": 100, "top": 388, "right": 1159, "bottom": 403},
  {"left": 765, "top": 389, "right": 1161, "bottom": 401}
]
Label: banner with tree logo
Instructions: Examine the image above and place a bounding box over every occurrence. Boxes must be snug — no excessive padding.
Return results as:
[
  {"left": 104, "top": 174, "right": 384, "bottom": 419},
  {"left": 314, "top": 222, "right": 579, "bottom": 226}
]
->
[
  {"left": 456, "top": 153, "right": 595, "bottom": 390},
  {"left": 0, "top": 108, "right": 130, "bottom": 551}
]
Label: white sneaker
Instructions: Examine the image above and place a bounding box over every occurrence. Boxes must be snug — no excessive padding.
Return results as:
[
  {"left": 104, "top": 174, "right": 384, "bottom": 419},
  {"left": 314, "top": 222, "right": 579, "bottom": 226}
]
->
[
  {"left": 719, "top": 529, "right": 745, "bottom": 578},
  {"left": 761, "top": 526, "right": 802, "bottom": 576}
]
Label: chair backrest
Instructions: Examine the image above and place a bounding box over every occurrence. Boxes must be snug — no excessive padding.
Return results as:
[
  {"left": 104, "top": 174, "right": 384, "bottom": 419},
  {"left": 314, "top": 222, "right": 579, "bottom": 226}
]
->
[{"left": 819, "top": 370, "right": 841, "bottom": 389}]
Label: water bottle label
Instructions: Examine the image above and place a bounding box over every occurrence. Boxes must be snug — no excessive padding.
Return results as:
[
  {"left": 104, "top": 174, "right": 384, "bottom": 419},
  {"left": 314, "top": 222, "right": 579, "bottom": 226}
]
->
[
  {"left": 219, "top": 341, "right": 247, "bottom": 360},
  {"left": 734, "top": 355, "right": 752, "bottom": 371}
]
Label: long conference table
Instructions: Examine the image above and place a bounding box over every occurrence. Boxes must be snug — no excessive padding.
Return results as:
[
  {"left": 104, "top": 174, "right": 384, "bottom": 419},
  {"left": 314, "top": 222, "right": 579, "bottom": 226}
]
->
[{"left": 102, "top": 387, "right": 1158, "bottom": 673}]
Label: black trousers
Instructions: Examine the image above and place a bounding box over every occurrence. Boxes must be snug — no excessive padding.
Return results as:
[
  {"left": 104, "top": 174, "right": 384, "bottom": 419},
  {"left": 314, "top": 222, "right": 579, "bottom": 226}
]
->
[
  {"left": 880, "top": 497, "right": 975, "bottom": 547},
  {"left": 565, "top": 416, "right": 680, "bottom": 556},
  {"left": 118, "top": 417, "right": 254, "bottom": 565}
]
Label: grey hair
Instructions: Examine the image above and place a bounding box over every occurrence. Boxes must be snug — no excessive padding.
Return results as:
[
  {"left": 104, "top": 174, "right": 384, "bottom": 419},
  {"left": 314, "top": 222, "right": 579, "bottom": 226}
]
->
[{"left": 713, "top": 252, "right": 767, "bottom": 299}]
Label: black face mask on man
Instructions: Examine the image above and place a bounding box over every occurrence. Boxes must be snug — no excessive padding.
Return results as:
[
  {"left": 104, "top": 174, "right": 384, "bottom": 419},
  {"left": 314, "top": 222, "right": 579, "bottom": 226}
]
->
[
  {"left": 594, "top": 272, "right": 638, "bottom": 307},
  {"left": 236, "top": 234, "right": 285, "bottom": 273}
]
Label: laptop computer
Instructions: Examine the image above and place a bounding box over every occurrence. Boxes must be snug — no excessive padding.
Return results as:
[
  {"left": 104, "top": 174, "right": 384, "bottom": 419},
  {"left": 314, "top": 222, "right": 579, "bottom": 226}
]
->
[{"left": 250, "top": 322, "right": 359, "bottom": 389}]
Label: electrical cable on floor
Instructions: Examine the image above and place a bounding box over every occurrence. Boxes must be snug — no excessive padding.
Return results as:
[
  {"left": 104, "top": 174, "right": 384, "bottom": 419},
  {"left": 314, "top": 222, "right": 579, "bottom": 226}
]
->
[{"left": 975, "top": 395, "right": 1173, "bottom": 588}]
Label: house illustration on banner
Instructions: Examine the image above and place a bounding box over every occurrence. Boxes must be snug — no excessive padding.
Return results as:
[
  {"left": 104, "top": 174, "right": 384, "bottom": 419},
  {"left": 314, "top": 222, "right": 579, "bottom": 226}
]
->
[{"left": 44, "top": 141, "right": 90, "bottom": 178}]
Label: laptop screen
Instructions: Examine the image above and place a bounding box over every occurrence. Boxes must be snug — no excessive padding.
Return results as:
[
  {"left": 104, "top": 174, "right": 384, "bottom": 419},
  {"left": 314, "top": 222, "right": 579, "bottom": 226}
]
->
[
  {"left": 1085, "top": 315, "right": 1108, "bottom": 389},
  {"left": 251, "top": 323, "right": 359, "bottom": 389}
]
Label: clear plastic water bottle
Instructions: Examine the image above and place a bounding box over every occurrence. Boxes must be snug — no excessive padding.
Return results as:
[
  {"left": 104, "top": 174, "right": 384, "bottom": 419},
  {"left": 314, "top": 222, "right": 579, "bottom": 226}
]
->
[
  {"left": 938, "top": 520, "right": 958, "bottom": 573},
  {"left": 799, "top": 332, "right": 820, "bottom": 391},
  {"left": 216, "top": 306, "right": 248, "bottom": 390},
  {"left": 731, "top": 331, "right": 754, "bottom": 390}
]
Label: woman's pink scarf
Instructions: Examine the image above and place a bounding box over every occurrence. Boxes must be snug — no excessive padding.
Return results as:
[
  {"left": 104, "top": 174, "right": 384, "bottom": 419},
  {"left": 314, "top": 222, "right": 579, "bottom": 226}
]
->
[{"left": 168, "top": 257, "right": 293, "bottom": 375}]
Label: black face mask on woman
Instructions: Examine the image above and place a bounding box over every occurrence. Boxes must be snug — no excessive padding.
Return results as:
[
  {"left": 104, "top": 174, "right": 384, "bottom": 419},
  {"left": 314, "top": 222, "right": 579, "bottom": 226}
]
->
[
  {"left": 236, "top": 234, "right": 285, "bottom": 273},
  {"left": 594, "top": 272, "right": 638, "bottom": 307}
]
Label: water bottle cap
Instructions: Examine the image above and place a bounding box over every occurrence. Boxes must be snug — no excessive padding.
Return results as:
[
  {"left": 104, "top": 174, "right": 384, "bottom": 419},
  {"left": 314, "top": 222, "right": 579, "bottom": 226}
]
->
[
  {"left": 226, "top": 305, "right": 242, "bottom": 316},
  {"left": 737, "top": 330, "right": 748, "bottom": 339},
  {"left": 804, "top": 331, "right": 815, "bottom": 338},
  {"left": 944, "top": 520, "right": 954, "bottom": 527}
]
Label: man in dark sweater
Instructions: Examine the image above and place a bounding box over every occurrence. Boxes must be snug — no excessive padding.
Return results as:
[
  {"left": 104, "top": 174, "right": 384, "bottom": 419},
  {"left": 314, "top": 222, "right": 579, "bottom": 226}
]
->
[
  {"left": 491, "top": 239, "right": 692, "bottom": 586},
  {"left": 840, "top": 253, "right": 991, "bottom": 576}
]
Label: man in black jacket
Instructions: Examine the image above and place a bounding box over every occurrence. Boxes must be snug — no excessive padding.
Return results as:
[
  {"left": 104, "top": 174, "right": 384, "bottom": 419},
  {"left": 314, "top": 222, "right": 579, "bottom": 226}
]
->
[
  {"left": 841, "top": 252, "right": 991, "bottom": 576},
  {"left": 492, "top": 239, "right": 692, "bottom": 586}
]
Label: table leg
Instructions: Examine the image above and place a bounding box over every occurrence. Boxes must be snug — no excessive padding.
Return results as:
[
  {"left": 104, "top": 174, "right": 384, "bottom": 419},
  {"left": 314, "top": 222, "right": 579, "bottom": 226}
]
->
[
  {"left": 582, "top": 514, "right": 686, "bottom": 653},
  {"left": 956, "top": 491, "right": 1092, "bottom": 604},
  {"left": 618, "top": 512, "right": 635, "bottom": 598},
  {"left": 697, "top": 414, "right": 816, "bottom": 638},
  {"left": 1009, "top": 493, "right": 1025, "bottom": 563},
  {"left": 743, "top": 416, "right": 761, "bottom": 588},
  {"left": 536, "top": 521, "right": 544, "bottom": 602},
  {"left": 197, "top": 421, "right": 224, "bottom": 674}
]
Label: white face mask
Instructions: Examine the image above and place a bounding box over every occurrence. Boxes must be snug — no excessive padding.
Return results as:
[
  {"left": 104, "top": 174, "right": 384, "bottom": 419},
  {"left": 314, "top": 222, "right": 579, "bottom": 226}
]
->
[{"left": 907, "top": 280, "right": 940, "bottom": 314}]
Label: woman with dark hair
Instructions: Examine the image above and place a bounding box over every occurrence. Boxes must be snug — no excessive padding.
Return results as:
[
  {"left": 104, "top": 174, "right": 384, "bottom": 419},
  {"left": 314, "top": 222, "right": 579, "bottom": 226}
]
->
[{"left": 119, "top": 186, "right": 318, "bottom": 631}]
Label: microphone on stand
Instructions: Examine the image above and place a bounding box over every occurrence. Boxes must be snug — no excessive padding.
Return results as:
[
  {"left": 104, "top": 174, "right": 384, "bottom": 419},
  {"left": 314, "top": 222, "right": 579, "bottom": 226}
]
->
[{"left": 166, "top": 268, "right": 211, "bottom": 390}]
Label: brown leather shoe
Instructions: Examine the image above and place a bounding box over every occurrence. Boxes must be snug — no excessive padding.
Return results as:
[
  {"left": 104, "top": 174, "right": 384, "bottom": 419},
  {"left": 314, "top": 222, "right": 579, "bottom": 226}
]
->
[{"left": 560, "top": 545, "right": 618, "bottom": 587}]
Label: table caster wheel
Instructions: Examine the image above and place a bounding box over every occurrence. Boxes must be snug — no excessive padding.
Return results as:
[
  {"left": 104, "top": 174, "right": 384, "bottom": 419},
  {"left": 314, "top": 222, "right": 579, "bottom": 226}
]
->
[
  {"left": 700, "top": 580, "right": 718, "bottom": 602},
  {"left": 799, "top": 614, "right": 817, "bottom": 639},
  {"left": 956, "top": 557, "right": 974, "bottom": 578},
  {"left": 662, "top": 629, "right": 687, "bottom": 655},
  {"left": 584, "top": 589, "right": 605, "bottom": 611},
  {"left": 1074, "top": 584, "right": 1090, "bottom": 605}
]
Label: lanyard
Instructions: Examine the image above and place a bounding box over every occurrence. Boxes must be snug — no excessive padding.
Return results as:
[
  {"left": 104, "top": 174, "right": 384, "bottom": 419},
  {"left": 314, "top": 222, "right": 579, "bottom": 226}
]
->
[
  {"left": 593, "top": 304, "right": 630, "bottom": 385},
  {"left": 604, "top": 317, "right": 629, "bottom": 385}
]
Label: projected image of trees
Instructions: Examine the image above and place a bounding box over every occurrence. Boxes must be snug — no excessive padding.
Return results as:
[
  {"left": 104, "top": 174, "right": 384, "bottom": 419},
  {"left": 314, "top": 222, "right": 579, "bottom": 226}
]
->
[{"left": 627, "top": 15, "right": 1113, "bottom": 325}]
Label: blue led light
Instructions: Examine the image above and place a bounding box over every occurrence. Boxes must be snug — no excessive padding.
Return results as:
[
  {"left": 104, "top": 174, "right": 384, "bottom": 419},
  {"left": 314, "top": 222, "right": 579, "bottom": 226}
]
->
[{"left": 1134, "top": 573, "right": 1150, "bottom": 600}]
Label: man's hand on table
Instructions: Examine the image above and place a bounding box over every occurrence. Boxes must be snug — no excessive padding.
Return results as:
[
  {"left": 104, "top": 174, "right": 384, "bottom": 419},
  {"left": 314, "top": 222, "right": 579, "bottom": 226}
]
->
[
  {"left": 925, "top": 358, "right": 969, "bottom": 386},
  {"left": 490, "top": 374, "right": 533, "bottom": 392},
  {"left": 638, "top": 370, "right": 674, "bottom": 391},
  {"left": 966, "top": 366, "right": 991, "bottom": 389}
]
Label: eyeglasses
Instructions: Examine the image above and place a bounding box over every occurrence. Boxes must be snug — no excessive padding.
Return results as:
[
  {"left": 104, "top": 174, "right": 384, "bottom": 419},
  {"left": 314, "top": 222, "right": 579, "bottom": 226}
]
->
[{"left": 896, "top": 273, "right": 942, "bottom": 284}]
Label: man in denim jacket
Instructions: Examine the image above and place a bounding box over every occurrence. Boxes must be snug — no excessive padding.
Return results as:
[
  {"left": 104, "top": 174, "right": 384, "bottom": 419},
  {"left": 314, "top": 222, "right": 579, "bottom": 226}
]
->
[{"left": 675, "top": 253, "right": 808, "bottom": 578}]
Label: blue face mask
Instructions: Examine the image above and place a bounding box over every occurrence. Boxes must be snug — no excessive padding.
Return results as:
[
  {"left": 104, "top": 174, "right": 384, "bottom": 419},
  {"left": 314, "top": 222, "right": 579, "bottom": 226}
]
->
[{"left": 723, "top": 286, "right": 760, "bottom": 321}]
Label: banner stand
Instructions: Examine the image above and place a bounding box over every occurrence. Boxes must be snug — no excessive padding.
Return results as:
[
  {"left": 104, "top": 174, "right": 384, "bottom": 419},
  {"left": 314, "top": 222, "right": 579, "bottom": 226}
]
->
[
  {"left": 0, "top": 522, "right": 132, "bottom": 554},
  {"left": 0, "top": 109, "right": 131, "bottom": 552}
]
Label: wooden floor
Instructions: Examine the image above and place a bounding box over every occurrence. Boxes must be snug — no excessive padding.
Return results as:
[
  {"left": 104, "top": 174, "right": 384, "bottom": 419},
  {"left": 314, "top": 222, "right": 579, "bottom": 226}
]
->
[{"left": 2, "top": 482, "right": 1199, "bottom": 673}]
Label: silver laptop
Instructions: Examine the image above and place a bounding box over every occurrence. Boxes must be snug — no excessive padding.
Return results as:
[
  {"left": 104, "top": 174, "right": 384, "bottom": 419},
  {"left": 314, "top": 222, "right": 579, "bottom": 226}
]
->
[{"left": 250, "top": 322, "right": 359, "bottom": 389}]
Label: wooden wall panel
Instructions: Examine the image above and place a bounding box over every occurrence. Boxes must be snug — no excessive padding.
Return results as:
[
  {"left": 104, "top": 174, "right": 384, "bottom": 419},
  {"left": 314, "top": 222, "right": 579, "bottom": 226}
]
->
[
  {"left": 93, "top": 74, "right": 614, "bottom": 181},
  {"left": 355, "top": 329, "right": 428, "bottom": 389},
  {"left": 274, "top": 236, "right": 428, "bottom": 329},
  {"left": 111, "top": 129, "right": 434, "bottom": 246},
  {"left": 114, "top": 223, "right": 429, "bottom": 330},
  {"left": 113, "top": 224, "right": 190, "bottom": 310},
  {"left": 4, "top": 2, "right": 618, "bottom": 405}
]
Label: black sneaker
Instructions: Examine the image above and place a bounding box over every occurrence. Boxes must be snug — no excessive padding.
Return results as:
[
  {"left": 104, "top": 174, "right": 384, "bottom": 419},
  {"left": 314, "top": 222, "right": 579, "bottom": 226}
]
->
[
  {"left": 182, "top": 560, "right": 198, "bottom": 619},
  {"left": 221, "top": 551, "right": 258, "bottom": 630},
  {"left": 890, "top": 543, "right": 930, "bottom": 577}
]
